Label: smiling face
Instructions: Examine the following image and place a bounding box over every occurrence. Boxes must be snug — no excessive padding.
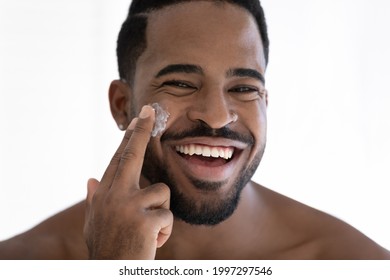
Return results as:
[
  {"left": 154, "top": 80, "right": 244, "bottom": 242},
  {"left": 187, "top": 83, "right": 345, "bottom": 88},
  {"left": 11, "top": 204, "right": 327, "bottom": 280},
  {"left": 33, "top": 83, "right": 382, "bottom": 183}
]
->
[{"left": 122, "top": 1, "right": 268, "bottom": 225}]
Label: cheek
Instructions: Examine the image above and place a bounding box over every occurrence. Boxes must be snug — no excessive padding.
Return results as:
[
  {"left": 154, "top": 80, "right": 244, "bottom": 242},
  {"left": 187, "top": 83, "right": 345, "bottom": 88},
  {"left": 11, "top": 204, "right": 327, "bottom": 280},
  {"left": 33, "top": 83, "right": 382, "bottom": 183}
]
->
[
  {"left": 152, "top": 97, "right": 192, "bottom": 129},
  {"left": 133, "top": 93, "right": 179, "bottom": 128},
  {"left": 147, "top": 99, "right": 188, "bottom": 147},
  {"left": 239, "top": 102, "right": 267, "bottom": 141}
]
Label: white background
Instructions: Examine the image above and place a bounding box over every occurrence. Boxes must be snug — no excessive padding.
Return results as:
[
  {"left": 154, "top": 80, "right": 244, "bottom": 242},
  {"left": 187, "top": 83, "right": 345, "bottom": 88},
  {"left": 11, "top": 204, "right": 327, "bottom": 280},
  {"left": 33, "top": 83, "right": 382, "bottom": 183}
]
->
[
  {"left": 0, "top": 0, "right": 389, "bottom": 251},
  {"left": 1, "top": 260, "right": 390, "bottom": 280}
]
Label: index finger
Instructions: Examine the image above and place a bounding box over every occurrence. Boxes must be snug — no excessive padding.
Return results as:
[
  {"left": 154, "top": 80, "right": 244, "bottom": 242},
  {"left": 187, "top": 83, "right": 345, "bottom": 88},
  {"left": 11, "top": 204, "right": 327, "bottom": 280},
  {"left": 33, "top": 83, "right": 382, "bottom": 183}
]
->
[
  {"left": 98, "top": 117, "right": 137, "bottom": 191},
  {"left": 112, "top": 105, "right": 156, "bottom": 189}
]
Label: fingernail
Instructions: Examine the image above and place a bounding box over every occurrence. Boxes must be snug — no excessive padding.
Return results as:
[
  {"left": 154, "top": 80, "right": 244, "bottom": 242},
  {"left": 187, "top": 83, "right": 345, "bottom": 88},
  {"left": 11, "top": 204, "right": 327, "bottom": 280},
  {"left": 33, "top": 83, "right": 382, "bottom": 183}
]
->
[
  {"left": 139, "top": 105, "right": 154, "bottom": 119},
  {"left": 127, "top": 118, "right": 137, "bottom": 130}
]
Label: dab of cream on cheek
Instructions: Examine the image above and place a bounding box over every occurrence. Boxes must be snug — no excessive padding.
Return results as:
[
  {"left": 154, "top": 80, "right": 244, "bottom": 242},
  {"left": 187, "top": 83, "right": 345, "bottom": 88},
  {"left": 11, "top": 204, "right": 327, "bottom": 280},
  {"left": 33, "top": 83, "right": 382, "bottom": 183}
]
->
[{"left": 150, "top": 103, "right": 170, "bottom": 137}]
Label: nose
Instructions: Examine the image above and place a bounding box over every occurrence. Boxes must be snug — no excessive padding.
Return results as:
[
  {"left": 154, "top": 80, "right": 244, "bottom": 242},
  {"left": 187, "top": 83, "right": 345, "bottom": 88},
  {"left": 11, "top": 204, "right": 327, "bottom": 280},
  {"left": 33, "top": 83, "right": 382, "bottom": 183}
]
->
[{"left": 186, "top": 86, "right": 237, "bottom": 129}]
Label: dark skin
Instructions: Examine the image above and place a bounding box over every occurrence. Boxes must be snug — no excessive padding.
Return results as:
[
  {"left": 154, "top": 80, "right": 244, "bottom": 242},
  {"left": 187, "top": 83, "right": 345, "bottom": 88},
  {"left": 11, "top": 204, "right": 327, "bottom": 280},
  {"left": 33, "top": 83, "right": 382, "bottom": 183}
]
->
[{"left": 1, "top": 2, "right": 389, "bottom": 260}]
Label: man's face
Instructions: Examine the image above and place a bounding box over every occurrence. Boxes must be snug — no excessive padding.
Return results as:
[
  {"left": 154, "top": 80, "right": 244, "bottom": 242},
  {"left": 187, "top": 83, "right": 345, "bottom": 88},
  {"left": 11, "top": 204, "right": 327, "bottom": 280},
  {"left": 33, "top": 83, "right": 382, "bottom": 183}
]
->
[{"left": 130, "top": 2, "right": 267, "bottom": 225}]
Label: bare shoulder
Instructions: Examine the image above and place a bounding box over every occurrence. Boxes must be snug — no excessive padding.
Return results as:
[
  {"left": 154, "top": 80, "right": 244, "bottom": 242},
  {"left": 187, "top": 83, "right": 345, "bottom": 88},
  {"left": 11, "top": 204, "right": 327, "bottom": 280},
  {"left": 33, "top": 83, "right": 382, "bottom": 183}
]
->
[
  {"left": 0, "top": 201, "right": 88, "bottom": 260},
  {"left": 251, "top": 182, "right": 390, "bottom": 259}
]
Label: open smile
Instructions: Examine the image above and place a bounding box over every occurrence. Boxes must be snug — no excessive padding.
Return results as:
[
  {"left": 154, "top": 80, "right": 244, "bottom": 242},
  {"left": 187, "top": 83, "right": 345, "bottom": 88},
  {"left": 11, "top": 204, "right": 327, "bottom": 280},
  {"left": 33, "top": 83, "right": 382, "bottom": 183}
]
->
[
  {"left": 175, "top": 144, "right": 234, "bottom": 161},
  {"left": 169, "top": 138, "right": 246, "bottom": 182}
]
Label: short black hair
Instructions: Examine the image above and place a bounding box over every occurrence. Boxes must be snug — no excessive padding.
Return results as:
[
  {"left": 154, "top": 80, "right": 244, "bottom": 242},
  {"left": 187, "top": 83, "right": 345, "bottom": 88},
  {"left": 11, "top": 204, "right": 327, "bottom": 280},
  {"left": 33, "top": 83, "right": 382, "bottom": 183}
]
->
[{"left": 117, "top": 0, "right": 269, "bottom": 84}]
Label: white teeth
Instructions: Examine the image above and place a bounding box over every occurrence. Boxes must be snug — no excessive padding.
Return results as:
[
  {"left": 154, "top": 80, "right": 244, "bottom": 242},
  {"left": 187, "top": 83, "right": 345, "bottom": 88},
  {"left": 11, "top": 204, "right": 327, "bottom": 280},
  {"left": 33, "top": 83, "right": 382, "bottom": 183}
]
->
[
  {"left": 211, "top": 147, "right": 219, "bottom": 158},
  {"left": 219, "top": 148, "right": 225, "bottom": 158},
  {"left": 189, "top": 144, "right": 195, "bottom": 156},
  {"left": 175, "top": 144, "right": 234, "bottom": 160},
  {"left": 195, "top": 145, "right": 202, "bottom": 155},
  {"left": 203, "top": 146, "right": 211, "bottom": 157}
]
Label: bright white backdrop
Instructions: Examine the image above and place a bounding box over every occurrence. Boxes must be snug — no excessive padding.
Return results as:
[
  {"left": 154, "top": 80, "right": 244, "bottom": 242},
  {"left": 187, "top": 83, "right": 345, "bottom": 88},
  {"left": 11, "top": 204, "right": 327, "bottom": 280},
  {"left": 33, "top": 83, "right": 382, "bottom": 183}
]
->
[{"left": 0, "top": 0, "right": 389, "bottom": 251}]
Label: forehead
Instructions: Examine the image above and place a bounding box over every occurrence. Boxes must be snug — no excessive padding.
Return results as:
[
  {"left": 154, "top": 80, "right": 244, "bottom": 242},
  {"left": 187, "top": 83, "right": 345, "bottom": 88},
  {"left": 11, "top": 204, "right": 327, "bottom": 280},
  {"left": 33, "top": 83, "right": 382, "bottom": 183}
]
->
[{"left": 137, "top": 1, "right": 266, "bottom": 75}]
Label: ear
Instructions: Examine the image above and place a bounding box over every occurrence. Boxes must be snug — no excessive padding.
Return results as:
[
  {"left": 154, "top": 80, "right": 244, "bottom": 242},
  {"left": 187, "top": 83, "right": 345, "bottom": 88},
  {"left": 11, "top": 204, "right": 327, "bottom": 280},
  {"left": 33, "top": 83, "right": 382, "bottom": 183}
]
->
[{"left": 109, "top": 80, "right": 131, "bottom": 131}]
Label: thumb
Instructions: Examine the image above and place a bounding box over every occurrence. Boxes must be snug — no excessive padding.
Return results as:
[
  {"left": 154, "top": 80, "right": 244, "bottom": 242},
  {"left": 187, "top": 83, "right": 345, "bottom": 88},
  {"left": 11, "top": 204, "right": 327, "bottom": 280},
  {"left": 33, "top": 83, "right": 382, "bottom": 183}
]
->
[
  {"left": 84, "top": 178, "right": 100, "bottom": 247},
  {"left": 86, "top": 178, "right": 100, "bottom": 204}
]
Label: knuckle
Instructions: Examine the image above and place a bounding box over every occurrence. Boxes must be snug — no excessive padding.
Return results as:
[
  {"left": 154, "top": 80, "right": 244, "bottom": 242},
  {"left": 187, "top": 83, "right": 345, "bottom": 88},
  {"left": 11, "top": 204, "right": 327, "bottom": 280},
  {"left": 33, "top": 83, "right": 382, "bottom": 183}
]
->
[
  {"left": 110, "top": 151, "right": 122, "bottom": 164},
  {"left": 120, "top": 148, "right": 137, "bottom": 161},
  {"left": 144, "top": 183, "right": 170, "bottom": 197},
  {"left": 152, "top": 208, "right": 174, "bottom": 223},
  {"left": 163, "top": 209, "right": 174, "bottom": 221},
  {"left": 154, "top": 182, "right": 170, "bottom": 192}
]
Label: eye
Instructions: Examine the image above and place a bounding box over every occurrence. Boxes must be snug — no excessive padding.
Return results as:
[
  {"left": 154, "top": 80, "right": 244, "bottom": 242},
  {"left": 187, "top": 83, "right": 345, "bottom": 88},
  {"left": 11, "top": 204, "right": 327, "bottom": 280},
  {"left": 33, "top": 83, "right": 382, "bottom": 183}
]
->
[
  {"left": 162, "top": 80, "right": 196, "bottom": 89},
  {"left": 157, "top": 80, "right": 198, "bottom": 97},
  {"left": 228, "top": 84, "right": 266, "bottom": 102},
  {"left": 229, "top": 86, "right": 259, "bottom": 94}
]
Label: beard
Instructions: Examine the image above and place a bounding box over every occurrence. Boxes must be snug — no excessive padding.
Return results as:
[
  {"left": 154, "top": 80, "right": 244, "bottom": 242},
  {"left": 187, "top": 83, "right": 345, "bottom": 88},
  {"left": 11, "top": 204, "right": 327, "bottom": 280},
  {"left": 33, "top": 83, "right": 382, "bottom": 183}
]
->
[{"left": 141, "top": 122, "right": 265, "bottom": 226}]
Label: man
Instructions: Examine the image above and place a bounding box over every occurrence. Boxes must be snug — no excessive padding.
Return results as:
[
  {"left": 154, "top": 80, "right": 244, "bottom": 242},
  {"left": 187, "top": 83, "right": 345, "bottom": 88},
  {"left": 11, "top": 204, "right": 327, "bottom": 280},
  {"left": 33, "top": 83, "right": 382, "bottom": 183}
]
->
[{"left": 0, "top": 0, "right": 389, "bottom": 259}]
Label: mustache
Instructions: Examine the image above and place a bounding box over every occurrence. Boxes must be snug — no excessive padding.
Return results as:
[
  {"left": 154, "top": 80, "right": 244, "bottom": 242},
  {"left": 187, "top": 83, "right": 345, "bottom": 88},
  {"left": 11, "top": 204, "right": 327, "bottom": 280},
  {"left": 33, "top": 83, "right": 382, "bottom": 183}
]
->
[{"left": 160, "top": 122, "right": 254, "bottom": 145}]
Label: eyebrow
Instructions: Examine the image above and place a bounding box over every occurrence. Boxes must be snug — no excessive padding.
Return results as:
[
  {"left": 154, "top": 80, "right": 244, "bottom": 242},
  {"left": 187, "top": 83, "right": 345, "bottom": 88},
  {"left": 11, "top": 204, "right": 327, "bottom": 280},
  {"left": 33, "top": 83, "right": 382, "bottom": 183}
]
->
[
  {"left": 155, "top": 64, "right": 204, "bottom": 78},
  {"left": 226, "top": 68, "right": 265, "bottom": 85}
]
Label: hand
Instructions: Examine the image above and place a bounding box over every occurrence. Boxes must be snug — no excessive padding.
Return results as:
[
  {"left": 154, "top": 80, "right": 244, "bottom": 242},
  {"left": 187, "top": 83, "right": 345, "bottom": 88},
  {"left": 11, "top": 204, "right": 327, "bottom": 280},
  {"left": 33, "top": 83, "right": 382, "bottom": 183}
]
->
[{"left": 84, "top": 105, "right": 173, "bottom": 259}]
